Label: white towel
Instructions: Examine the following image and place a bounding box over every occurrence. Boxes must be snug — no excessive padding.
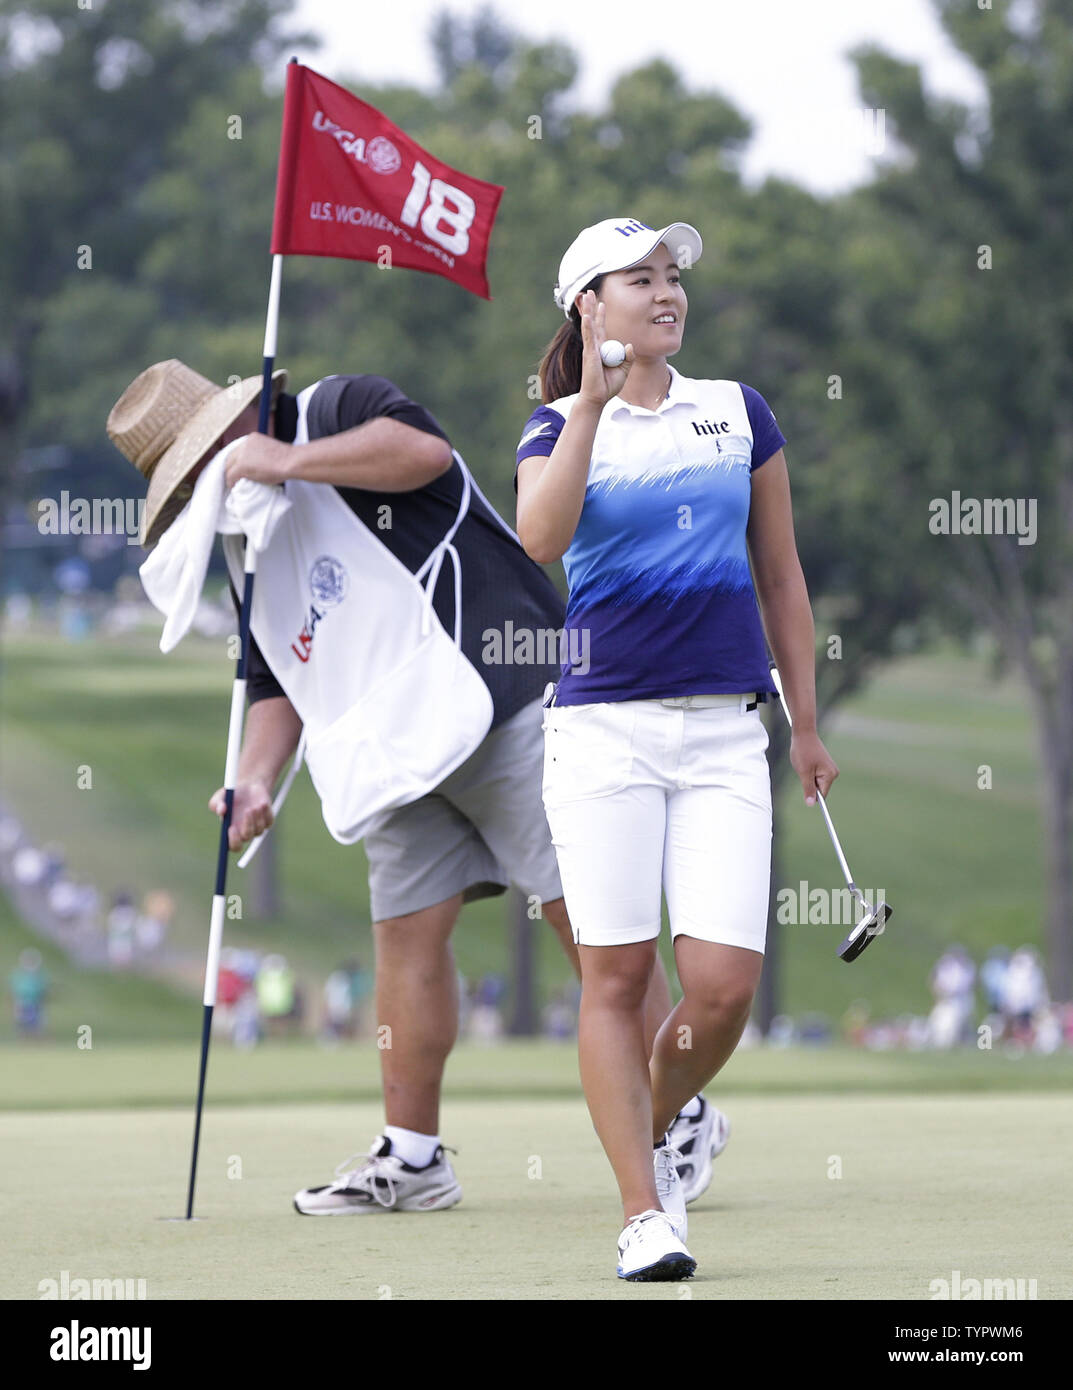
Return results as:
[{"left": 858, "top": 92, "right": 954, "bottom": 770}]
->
[{"left": 139, "top": 437, "right": 292, "bottom": 653}]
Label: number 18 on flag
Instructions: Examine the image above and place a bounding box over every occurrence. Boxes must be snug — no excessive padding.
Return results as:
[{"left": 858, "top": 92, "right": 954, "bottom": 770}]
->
[{"left": 270, "top": 63, "right": 504, "bottom": 299}]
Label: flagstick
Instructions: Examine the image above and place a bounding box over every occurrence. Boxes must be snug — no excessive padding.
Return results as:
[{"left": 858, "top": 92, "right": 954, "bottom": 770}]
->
[{"left": 184, "top": 252, "right": 286, "bottom": 1221}]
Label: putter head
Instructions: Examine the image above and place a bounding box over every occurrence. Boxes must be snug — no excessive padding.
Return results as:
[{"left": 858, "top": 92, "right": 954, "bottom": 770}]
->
[{"left": 837, "top": 901, "right": 893, "bottom": 962}]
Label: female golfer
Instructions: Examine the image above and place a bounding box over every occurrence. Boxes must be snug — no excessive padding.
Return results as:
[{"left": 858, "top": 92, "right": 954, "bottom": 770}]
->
[{"left": 515, "top": 218, "right": 838, "bottom": 1281}]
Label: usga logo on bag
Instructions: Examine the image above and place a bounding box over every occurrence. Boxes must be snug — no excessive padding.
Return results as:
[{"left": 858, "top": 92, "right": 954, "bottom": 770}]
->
[
  {"left": 292, "top": 556, "right": 348, "bottom": 664},
  {"left": 310, "top": 555, "right": 348, "bottom": 607}
]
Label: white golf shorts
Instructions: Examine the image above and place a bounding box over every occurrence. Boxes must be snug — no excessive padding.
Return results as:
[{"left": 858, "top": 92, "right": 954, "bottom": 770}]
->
[{"left": 541, "top": 695, "right": 772, "bottom": 950}]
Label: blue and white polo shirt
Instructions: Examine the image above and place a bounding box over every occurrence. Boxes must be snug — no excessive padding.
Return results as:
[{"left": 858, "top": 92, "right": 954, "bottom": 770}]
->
[{"left": 515, "top": 367, "right": 785, "bottom": 705}]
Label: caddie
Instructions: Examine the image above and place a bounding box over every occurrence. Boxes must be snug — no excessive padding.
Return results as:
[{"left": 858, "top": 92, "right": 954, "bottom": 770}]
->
[{"left": 106, "top": 359, "right": 694, "bottom": 1216}]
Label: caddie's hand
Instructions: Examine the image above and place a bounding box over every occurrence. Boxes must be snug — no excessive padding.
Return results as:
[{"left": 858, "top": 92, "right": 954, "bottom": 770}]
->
[
  {"left": 208, "top": 781, "right": 274, "bottom": 851},
  {"left": 789, "top": 731, "right": 839, "bottom": 807},
  {"left": 578, "top": 291, "right": 634, "bottom": 408},
  {"left": 223, "top": 434, "right": 293, "bottom": 490}
]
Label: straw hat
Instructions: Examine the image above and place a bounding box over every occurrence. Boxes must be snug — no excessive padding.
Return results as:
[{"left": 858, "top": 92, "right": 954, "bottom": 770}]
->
[{"left": 107, "top": 359, "right": 288, "bottom": 547}]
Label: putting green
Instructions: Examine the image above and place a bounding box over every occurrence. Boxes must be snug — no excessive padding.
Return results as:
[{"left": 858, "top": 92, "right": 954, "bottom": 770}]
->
[{"left": 5, "top": 1093, "right": 1070, "bottom": 1300}]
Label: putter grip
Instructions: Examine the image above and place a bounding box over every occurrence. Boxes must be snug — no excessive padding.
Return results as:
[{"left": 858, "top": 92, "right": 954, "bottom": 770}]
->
[{"left": 770, "top": 664, "right": 793, "bottom": 728}]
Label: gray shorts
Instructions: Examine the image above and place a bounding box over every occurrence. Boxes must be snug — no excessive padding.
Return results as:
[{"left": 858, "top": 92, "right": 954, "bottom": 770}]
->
[{"left": 363, "top": 695, "right": 564, "bottom": 922}]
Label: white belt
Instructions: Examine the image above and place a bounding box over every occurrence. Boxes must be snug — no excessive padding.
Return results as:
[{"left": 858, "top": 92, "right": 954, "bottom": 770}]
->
[{"left": 658, "top": 693, "right": 755, "bottom": 709}]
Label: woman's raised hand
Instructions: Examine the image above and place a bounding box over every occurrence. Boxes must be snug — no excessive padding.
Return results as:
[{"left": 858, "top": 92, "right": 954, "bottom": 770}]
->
[{"left": 578, "top": 292, "right": 634, "bottom": 407}]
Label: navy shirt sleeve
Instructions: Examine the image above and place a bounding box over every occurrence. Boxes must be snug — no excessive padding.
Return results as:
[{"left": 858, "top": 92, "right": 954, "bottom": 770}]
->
[
  {"left": 307, "top": 374, "right": 451, "bottom": 445},
  {"left": 739, "top": 383, "right": 786, "bottom": 470},
  {"left": 514, "top": 405, "right": 566, "bottom": 491}
]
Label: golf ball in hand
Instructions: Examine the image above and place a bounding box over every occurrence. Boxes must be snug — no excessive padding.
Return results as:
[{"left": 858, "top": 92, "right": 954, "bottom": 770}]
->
[{"left": 600, "top": 340, "right": 626, "bottom": 367}]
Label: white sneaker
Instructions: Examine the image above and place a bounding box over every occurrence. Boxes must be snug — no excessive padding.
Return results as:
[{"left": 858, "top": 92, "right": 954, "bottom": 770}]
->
[
  {"left": 669, "top": 1098, "right": 731, "bottom": 1204},
  {"left": 617, "top": 1209, "right": 697, "bottom": 1282},
  {"left": 654, "top": 1137, "right": 688, "bottom": 1240},
  {"left": 293, "top": 1136, "right": 462, "bottom": 1215}
]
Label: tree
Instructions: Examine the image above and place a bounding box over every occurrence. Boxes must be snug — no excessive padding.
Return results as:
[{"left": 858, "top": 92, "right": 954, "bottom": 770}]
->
[
  {"left": 838, "top": 0, "right": 1073, "bottom": 993},
  {"left": 0, "top": 0, "right": 313, "bottom": 506}
]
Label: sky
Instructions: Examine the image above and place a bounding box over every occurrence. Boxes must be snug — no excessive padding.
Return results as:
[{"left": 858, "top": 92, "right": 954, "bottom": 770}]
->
[{"left": 289, "top": 0, "right": 987, "bottom": 194}]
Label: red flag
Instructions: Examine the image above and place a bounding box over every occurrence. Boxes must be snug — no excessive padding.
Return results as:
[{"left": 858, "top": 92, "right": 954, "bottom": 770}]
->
[{"left": 271, "top": 64, "right": 503, "bottom": 299}]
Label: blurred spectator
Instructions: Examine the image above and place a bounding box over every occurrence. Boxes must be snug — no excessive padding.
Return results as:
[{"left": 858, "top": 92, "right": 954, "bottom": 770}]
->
[
  {"left": 349, "top": 960, "right": 372, "bottom": 1033},
  {"left": 5, "top": 593, "right": 32, "bottom": 629},
  {"left": 257, "top": 954, "right": 298, "bottom": 1035},
  {"left": 980, "top": 948, "right": 1010, "bottom": 1014},
  {"left": 41, "top": 844, "right": 65, "bottom": 887},
  {"left": 541, "top": 984, "right": 578, "bottom": 1041},
  {"left": 1033, "top": 1005, "right": 1062, "bottom": 1055},
  {"left": 927, "top": 946, "right": 975, "bottom": 1048},
  {"left": 1001, "top": 946, "right": 1048, "bottom": 1043},
  {"left": 106, "top": 891, "right": 138, "bottom": 967},
  {"left": 322, "top": 965, "right": 356, "bottom": 1042},
  {"left": 232, "top": 991, "right": 261, "bottom": 1050},
  {"left": 468, "top": 974, "right": 505, "bottom": 1043},
  {"left": 841, "top": 999, "right": 870, "bottom": 1046},
  {"left": 213, "top": 948, "right": 246, "bottom": 1039},
  {"left": 135, "top": 889, "right": 173, "bottom": 954},
  {"left": 319, "top": 958, "right": 373, "bottom": 1041},
  {"left": 798, "top": 1013, "right": 833, "bottom": 1045},
  {"left": 11, "top": 846, "right": 47, "bottom": 888},
  {"left": 9, "top": 948, "right": 48, "bottom": 1036}
]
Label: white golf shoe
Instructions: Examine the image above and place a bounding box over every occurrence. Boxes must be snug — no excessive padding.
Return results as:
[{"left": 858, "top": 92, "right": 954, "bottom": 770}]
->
[
  {"left": 653, "top": 1137, "right": 688, "bottom": 1240},
  {"left": 293, "top": 1135, "right": 462, "bottom": 1215},
  {"left": 669, "top": 1098, "right": 730, "bottom": 1205},
  {"left": 617, "top": 1209, "right": 697, "bottom": 1282}
]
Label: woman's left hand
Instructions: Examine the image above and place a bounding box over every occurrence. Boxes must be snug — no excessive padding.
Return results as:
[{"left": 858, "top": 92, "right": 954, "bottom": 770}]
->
[{"left": 789, "top": 730, "right": 839, "bottom": 806}]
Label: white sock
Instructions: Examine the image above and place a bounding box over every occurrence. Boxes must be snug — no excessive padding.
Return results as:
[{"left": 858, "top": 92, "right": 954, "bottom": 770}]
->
[
  {"left": 679, "top": 1095, "right": 704, "bottom": 1120},
  {"left": 383, "top": 1124, "right": 440, "bottom": 1168}
]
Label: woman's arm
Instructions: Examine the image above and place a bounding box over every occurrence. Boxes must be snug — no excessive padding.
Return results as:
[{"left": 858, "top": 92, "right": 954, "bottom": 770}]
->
[
  {"left": 516, "top": 401, "right": 602, "bottom": 563},
  {"left": 516, "top": 294, "right": 633, "bottom": 563},
  {"left": 747, "top": 449, "right": 838, "bottom": 803}
]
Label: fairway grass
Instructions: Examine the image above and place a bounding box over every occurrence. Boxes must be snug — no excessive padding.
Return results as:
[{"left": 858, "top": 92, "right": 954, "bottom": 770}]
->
[
  {"left": 4, "top": 1039, "right": 1073, "bottom": 1110},
  {"left": 3, "top": 1093, "right": 1070, "bottom": 1300},
  {"left": 2, "top": 632, "right": 1047, "bottom": 1022}
]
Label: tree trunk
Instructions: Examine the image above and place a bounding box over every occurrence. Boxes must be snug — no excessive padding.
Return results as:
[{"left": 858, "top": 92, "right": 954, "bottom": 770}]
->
[
  {"left": 1034, "top": 698, "right": 1073, "bottom": 999},
  {"left": 509, "top": 888, "right": 538, "bottom": 1036},
  {"left": 249, "top": 829, "right": 279, "bottom": 920}
]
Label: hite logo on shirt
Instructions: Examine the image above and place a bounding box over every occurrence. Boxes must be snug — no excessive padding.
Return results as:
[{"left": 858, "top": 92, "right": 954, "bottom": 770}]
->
[{"left": 292, "top": 555, "right": 348, "bottom": 664}]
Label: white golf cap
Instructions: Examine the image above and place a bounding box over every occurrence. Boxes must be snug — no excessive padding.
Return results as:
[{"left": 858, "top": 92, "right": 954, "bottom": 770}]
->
[{"left": 554, "top": 217, "right": 703, "bottom": 318}]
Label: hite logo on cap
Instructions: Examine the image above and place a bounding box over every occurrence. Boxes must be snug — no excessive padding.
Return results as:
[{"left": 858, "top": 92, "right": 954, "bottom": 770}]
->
[{"left": 614, "top": 219, "right": 651, "bottom": 238}]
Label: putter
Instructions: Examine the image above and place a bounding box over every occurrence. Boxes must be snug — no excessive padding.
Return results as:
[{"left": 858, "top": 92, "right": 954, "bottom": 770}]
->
[{"left": 769, "top": 665, "right": 893, "bottom": 962}]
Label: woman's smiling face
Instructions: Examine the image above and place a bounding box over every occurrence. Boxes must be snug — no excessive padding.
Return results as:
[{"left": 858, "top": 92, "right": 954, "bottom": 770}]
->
[{"left": 584, "top": 241, "right": 688, "bottom": 358}]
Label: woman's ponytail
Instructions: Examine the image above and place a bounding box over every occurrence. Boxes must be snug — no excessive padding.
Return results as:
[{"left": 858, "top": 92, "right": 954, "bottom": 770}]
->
[{"left": 537, "top": 275, "right": 605, "bottom": 405}]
